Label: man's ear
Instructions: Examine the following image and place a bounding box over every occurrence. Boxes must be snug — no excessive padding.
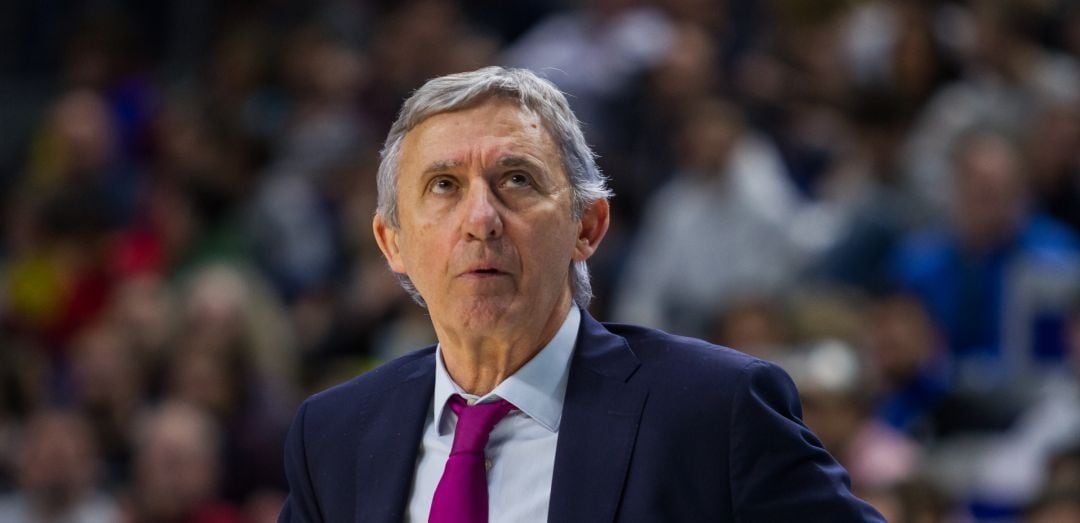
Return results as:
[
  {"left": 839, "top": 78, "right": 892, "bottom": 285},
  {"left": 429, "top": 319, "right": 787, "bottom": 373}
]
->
[
  {"left": 572, "top": 198, "right": 610, "bottom": 262},
  {"left": 373, "top": 214, "right": 407, "bottom": 273}
]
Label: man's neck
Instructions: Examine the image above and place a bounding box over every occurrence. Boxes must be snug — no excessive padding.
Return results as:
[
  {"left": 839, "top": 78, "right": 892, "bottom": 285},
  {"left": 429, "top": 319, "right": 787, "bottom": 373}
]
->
[{"left": 436, "top": 298, "right": 573, "bottom": 395}]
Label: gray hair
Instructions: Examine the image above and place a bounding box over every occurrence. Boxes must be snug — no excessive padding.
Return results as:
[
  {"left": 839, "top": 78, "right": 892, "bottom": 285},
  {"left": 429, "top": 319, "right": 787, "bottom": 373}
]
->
[{"left": 376, "top": 66, "right": 611, "bottom": 309}]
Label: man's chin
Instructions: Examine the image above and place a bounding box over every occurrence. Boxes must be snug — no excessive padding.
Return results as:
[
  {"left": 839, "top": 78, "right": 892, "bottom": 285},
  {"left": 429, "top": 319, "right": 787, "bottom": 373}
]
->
[{"left": 443, "top": 295, "right": 519, "bottom": 328}]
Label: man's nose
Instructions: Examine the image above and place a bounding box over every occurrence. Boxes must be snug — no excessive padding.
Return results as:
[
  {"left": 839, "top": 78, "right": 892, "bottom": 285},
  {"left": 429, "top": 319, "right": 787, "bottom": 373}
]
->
[{"left": 462, "top": 183, "right": 503, "bottom": 240}]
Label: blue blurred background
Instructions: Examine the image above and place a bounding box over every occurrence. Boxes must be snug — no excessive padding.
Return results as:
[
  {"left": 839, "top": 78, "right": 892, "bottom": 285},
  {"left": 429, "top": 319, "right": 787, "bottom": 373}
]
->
[{"left": 2, "top": 0, "right": 1080, "bottom": 521}]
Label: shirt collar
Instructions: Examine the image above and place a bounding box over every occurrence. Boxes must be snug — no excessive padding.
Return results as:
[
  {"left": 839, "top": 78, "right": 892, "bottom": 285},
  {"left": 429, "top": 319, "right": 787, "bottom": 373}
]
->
[{"left": 433, "top": 304, "right": 580, "bottom": 435}]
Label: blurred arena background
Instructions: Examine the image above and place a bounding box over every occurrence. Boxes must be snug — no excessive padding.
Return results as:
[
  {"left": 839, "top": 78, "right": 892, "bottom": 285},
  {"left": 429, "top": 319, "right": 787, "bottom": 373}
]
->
[{"left": 1, "top": 0, "right": 1080, "bottom": 521}]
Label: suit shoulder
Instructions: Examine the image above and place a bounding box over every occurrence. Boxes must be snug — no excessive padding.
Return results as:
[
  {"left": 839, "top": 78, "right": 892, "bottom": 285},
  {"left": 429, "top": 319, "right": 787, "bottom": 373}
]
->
[
  {"left": 303, "top": 346, "right": 435, "bottom": 412},
  {"left": 601, "top": 321, "right": 763, "bottom": 374}
]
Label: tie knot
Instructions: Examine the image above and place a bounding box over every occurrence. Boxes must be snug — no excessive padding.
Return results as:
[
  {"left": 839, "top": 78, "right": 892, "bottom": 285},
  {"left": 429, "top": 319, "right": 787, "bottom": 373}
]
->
[{"left": 447, "top": 395, "right": 515, "bottom": 455}]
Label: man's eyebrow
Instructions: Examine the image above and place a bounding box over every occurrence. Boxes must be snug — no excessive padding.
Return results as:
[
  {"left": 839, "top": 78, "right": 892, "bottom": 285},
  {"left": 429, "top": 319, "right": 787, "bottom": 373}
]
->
[
  {"left": 422, "top": 159, "right": 463, "bottom": 175},
  {"left": 497, "top": 155, "right": 542, "bottom": 169}
]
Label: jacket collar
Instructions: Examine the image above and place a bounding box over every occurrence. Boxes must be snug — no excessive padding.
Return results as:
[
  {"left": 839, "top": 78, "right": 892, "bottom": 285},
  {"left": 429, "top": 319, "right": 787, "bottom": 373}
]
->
[
  {"left": 353, "top": 350, "right": 436, "bottom": 522},
  {"left": 548, "top": 311, "right": 647, "bottom": 522}
]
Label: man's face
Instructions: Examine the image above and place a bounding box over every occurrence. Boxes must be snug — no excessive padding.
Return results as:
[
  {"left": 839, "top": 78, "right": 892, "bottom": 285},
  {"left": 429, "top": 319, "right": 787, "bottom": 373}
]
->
[
  {"left": 953, "top": 137, "right": 1025, "bottom": 249},
  {"left": 374, "top": 100, "right": 606, "bottom": 334}
]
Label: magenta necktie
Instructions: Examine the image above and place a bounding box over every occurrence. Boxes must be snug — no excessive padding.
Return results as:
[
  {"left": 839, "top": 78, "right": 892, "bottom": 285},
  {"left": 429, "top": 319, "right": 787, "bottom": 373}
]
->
[{"left": 428, "top": 394, "right": 516, "bottom": 523}]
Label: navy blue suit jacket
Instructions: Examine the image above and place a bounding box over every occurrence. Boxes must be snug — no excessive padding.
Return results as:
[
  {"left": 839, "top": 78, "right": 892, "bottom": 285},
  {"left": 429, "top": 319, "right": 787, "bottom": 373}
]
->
[{"left": 279, "top": 313, "right": 884, "bottom": 522}]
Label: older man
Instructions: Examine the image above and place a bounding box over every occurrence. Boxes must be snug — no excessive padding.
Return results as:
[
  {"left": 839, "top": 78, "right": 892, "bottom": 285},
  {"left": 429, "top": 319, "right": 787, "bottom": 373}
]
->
[{"left": 279, "top": 67, "right": 883, "bottom": 522}]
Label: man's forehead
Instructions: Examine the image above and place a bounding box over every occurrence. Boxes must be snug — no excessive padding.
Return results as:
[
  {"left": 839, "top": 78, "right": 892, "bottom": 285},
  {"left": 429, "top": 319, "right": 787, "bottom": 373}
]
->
[
  {"left": 410, "top": 94, "right": 538, "bottom": 126},
  {"left": 399, "top": 100, "right": 560, "bottom": 169},
  {"left": 405, "top": 99, "right": 545, "bottom": 139},
  {"left": 419, "top": 155, "right": 545, "bottom": 174}
]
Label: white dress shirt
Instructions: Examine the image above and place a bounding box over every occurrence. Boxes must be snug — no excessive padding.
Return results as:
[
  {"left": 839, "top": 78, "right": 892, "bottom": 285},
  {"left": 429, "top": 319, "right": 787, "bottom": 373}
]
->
[{"left": 406, "top": 305, "right": 581, "bottom": 522}]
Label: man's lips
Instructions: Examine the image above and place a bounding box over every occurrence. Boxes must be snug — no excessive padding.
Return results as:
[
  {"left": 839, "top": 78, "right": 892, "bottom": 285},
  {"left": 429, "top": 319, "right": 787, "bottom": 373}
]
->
[{"left": 460, "top": 265, "right": 511, "bottom": 278}]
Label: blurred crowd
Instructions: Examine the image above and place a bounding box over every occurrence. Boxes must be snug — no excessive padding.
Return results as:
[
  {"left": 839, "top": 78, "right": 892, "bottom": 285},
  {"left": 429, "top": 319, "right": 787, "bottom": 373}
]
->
[{"left": 2, "top": 0, "right": 1080, "bottom": 521}]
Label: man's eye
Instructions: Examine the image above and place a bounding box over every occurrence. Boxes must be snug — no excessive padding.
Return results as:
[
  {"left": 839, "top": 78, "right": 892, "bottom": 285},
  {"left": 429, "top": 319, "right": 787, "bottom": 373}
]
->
[
  {"left": 502, "top": 172, "right": 532, "bottom": 189},
  {"left": 430, "top": 177, "right": 457, "bottom": 194}
]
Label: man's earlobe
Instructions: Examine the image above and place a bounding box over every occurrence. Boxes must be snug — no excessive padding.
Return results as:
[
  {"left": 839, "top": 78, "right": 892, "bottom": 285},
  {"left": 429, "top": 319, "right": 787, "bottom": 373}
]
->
[
  {"left": 373, "top": 215, "right": 408, "bottom": 273},
  {"left": 573, "top": 199, "right": 610, "bottom": 262}
]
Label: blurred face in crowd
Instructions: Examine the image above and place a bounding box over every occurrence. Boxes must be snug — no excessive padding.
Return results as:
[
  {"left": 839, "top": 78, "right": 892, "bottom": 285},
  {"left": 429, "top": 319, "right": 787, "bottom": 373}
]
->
[
  {"left": 678, "top": 100, "right": 742, "bottom": 176},
  {"left": 800, "top": 388, "right": 862, "bottom": 458},
  {"left": 651, "top": 24, "right": 717, "bottom": 107},
  {"left": 711, "top": 298, "right": 785, "bottom": 360},
  {"left": 133, "top": 405, "right": 220, "bottom": 521},
  {"left": 49, "top": 89, "right": 116, "bottom": 176},
  {"left": 110, "top": 274, "right": 174, "bottom": 356},
  {"left": 1027, "top": 103, "right": 1080, "bottom": 191},
  {"left": 168, "top": 347, "right": 236, "bottom": 419},
  {"left": 868, "top": 295, "right": 938, "bottom": 386},
  {"left": 17, "top": 412, "right": 99, "bottom": 512},
  {"left": 70, "top": 323, "right": 142, "bottom": 418},
  {"left": 952, "top": 133, "right": 1026, "bottom": 250},
  {"left": 374, "top": 99, "right": 606, "bottom": 339}
]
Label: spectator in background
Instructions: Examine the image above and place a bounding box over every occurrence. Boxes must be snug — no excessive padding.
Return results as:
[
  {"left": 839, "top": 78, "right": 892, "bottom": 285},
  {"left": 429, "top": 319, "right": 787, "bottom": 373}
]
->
[
  {"left": 178, "top": 264, "right": 296, "bottom": 388},
  {"left": 843, "top": 0, "right": 958, "bottom": 118},
  {"left": 1024, "top": 93, "right": 1080, "bottom": 234},
  {"left": 617, "top": 22, "right": 722, "bottom": 227},
  {"left": 123, "top": 402, "right": 239, "bottom": 523},
  {"left": 613, "top": 97, "right": 798, "bottom": 338},
  {"left": 249, "top": 25, "right": 366, "bottom": 302},
  {"left": 105, "top": 274, "right": 176, "bottom": 372},
  {"left": 170, "top": 265, "right": 295, "bottom": 503},
  {"left": 865, "top": 293, "right": 951, "bottom": 440},
  {"left": 0, "top": 410, "right": 118, "bottom": 523},
  {"left": 128, "top": 96, "right": 258, "bottom": 282},
  {"left": 901, "top": 0, "right": 1080, "bottom": 221},
  {"left": 781, "top": 339, "right": 922, "bottom": 496},
  {"left": 580, "top": 21, "right": 726, "bottom": 314},
  {"left": 708, "top": 296, "right": 790, "bottom": 362},
  {"left": 963, "top": 295, "right": 1080, "bottom": 511},
  {"left": 69, "top": 321, "right": 147, "bottom": 489},
  {"left": 4, "top": 96, "right": 130, "bottom": 359},
  {"left": 892, "top": 127, "right": 1080, "bottom": 395},
  {"left": 815, "top": 90, "right": 923, "bottom": 292},
  {"left": 24, "top": 88, "right": 139, "bottom": 227}
]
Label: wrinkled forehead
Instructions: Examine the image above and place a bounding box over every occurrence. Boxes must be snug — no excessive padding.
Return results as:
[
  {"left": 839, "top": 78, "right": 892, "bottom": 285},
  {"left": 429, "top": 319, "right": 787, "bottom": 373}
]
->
[
  {"left": 399, "top": 98, "right": 564, "bottom": 172},
  {"left": 404, "top": 94, "right": 554, "bottom": 141}
]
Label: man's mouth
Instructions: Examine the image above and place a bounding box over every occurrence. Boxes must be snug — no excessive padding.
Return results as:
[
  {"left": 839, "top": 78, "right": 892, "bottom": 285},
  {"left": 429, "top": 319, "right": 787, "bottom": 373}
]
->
[{"left": 462, "top": 265, "right": 509, "bottom": 278}]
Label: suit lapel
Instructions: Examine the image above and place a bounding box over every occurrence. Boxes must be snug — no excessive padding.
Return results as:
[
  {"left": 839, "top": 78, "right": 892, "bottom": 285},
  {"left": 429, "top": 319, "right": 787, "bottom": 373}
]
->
[
  {"left": 549, "top": 314, "right": 647, "bottom": 523},
  {"left": 354, "top": 351, "right": 436, "bottom": 523}
]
